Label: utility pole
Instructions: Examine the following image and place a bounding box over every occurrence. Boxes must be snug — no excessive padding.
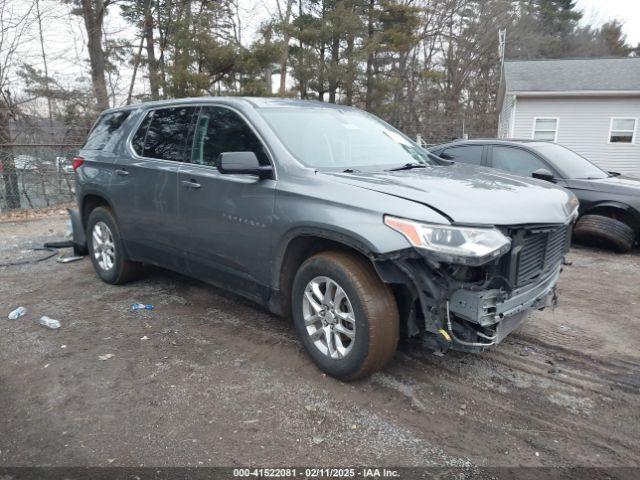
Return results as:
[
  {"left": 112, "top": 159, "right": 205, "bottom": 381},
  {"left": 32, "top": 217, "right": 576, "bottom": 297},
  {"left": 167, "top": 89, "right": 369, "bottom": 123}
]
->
[{"left": 498, "top": 29, "right": 506, "bottom": 68}]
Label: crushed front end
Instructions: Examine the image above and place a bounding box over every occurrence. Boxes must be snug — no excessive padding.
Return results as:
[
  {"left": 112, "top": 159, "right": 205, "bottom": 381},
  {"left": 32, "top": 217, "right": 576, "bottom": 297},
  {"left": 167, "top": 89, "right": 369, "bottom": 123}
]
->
[{"left": 375, "top": 222, "right": 572, "bottom": 353}]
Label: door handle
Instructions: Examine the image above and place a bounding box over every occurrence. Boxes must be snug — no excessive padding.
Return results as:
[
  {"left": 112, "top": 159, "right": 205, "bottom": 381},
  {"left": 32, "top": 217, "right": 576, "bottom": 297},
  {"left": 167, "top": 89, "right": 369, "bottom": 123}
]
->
[
  {"left": 115, "top": 169, "right": 129, "bottom": 176},
  {"left": 181, "top": 179, "right": 201, "bottom": 189}
]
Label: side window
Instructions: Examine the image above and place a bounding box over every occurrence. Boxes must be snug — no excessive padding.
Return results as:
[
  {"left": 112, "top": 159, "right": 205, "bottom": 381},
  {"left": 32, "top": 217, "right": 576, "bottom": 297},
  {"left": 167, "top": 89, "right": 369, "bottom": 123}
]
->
[
  {"left": 84, "top": 111, "right": 131, "bottom": 151},
  {"left": 131, "top": 111, "right": 152, "bottom": 156},
  {"left": 135, "top": 107, "right": 196, "bottom": 161},
  {"left": 191, "top": 106, "right": 270, "bottom": 167},
  {"left": 440, "top": 145, "right": 483, "bottom": 165},
  {"left": 492, "top": 146, "right": 549, "bottom": 177}
]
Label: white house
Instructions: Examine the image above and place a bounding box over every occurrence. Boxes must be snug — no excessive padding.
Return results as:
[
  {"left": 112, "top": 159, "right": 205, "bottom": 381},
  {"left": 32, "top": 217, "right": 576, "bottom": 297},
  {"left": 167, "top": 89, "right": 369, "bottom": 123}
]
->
[{"left": 497, "top": 57, "right": 640, "bottom": 176}]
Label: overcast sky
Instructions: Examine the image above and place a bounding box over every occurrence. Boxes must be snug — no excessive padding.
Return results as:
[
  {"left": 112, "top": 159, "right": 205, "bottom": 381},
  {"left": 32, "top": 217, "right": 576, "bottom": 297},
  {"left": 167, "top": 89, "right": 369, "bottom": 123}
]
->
[
  {"left": 246, "top": 1, "right": 640, "bottom": 47},
  {"left": 8, "top": 0, "right": 640, "bottom": 109},
  {"left": 576, "top": 0, "right": 640, "bottom": 45}
]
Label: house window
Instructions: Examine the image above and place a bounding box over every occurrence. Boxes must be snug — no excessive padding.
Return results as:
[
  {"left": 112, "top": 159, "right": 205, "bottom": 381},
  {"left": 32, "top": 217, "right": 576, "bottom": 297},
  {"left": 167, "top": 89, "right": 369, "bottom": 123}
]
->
[
  {"left": 609, "top": 118, "right": 637, "bottom": 144},
  {"left": 532, "top": 118, "right": 558, "bottom": 141}
]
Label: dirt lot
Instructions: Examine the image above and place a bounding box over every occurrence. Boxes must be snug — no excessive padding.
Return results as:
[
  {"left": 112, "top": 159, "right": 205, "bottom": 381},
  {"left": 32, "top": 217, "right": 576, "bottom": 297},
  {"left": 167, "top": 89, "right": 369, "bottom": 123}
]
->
[{"left": 1, "top": 212, "right": 639, "bottom": 469}]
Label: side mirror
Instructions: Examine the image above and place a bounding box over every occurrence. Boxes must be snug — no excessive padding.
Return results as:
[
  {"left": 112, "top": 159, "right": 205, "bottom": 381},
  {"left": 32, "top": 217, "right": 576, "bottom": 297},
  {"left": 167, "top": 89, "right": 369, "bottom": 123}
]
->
[
  {"left": 217, "top": 152, "right": 273, "bottom": 179},
  {"left": 532, "top": 168, "right": 555, "bottom": 182}
]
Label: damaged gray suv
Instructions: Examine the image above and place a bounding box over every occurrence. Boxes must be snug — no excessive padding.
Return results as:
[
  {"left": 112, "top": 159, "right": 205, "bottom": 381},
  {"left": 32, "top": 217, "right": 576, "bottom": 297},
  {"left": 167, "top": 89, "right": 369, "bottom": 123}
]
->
[{"left": 71, "top": 97, "right": 579, "bottom": 380}]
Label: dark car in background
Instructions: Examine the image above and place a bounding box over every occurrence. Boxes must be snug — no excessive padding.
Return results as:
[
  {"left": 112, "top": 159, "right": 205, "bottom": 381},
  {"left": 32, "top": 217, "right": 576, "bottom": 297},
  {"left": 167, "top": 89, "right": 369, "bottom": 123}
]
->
[
  {"left": 429, "top": 140, "right": 640, "bottom": 252},
  {"left": 71, "top": 98, "right": 579, "bottom": 380}
]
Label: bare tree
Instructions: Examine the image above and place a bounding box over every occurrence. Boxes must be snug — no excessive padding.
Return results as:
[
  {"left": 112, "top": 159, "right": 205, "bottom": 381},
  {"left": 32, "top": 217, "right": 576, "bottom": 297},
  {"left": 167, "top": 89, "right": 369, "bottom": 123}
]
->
[
  {"left": 126, "top": 32, "right": 144, "bottom": 104},
  {"left": 142, "top": 0, "right": 160, "bottom": 99},
  {"left": 276, "top": 0, "right": 294, "bottom": 96},
  {"left": 34, "top": 0, "right": 52, "bottom": 128},
  {"left": 0, "top": 0, "right": 35, "bottom": 210},
  {"left": 78, "top": 0, "right": 110, "bottom": 110}
]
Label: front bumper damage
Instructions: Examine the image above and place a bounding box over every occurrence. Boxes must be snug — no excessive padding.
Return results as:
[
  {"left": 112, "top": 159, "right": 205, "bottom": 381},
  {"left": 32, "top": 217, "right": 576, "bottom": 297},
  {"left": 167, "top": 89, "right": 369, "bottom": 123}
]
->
[
  {"left": 446, "top": 266, "right": 559, "bottom": 350},
  {"left": 374, "top": 250, "right": 562, "bottom": 354}
]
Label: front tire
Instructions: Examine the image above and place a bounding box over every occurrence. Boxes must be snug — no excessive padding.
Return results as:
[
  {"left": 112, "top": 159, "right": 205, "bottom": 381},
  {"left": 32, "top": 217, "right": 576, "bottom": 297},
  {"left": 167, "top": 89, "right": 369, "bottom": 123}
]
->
[
  {"left": 292, "top": 251, "right": 399, "bottom": 380},
  {"left": 573, "top": 214, "right": 635, "bottom": 253},
  {"left": 87, "top": 206, "right": 141, "bottom": 284}
]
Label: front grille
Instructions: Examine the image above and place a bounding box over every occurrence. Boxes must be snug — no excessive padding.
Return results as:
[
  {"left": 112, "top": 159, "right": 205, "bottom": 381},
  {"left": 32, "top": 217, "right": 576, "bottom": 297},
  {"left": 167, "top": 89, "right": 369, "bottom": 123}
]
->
[{"left": 509, "top": 225, "right": 569, "bottom": 288}]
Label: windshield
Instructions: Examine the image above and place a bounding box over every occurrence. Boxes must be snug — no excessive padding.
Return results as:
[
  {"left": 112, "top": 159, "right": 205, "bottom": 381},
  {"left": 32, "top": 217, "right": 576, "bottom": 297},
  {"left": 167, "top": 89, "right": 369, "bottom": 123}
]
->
[
  {"left": 528, "top": 143, "right": 608, "bottom": 179},
  {"left": 258, "top": 107, "right": 436, "bottom": 169}
]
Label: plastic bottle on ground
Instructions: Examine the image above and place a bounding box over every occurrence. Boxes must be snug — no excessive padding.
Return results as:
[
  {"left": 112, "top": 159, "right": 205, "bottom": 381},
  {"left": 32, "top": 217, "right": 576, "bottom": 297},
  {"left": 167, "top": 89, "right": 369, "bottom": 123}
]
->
[
  {"left": 8, "top": 306, "right": 26, "bottom": 320},
  {"left": 131, "top": 303, "right": 154, "bottom": 311},
  {"left": 39, "top": 316, "right": 61, "bottom": 329}
]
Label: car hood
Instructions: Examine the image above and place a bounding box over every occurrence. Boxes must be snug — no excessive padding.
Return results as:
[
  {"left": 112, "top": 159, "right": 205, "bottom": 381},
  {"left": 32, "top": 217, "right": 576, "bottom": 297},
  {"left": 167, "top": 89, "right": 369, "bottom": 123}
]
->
[
  {"left": 574, "top": 175, "right": 640, "bottom": 196},
  {"left": 323, "top": 164, "right": 574, "bottom": 225}
]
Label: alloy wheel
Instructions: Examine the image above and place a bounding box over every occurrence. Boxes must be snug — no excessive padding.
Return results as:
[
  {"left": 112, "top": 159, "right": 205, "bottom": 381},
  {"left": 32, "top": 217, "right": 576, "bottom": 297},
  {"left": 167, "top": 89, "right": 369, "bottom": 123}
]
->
[
  {"left": 302, "top": 276, "right": 356, "bottom": 359},
  {"left": 92, "top": 221, "right": 116, "bottom": 271}
]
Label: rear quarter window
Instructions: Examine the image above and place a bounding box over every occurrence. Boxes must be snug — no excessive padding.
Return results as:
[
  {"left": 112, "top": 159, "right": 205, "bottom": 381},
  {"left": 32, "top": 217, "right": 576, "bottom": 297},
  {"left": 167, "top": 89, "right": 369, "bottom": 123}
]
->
[
  {"left": 84, "top": 111, "right": 131, "bottom": 151},
  {"left": 440, "top": 145, "right": 483, "bottom": 165}
]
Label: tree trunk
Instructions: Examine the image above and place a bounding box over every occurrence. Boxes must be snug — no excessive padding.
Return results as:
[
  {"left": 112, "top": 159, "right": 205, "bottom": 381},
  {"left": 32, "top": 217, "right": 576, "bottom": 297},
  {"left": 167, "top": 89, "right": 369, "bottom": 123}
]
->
[
  {"left": 143, "top": 0, "right": 160, "bottom": 100},
  {"left": 80, "top": 0, "right": 109, "bottom": 111},
  {"left": 35, "top": 0, "right": 53, "bottom": 130},
  {"left": 156, "top": 3, "right": 168, "bottom": 95},
  {"left": 344, "top": 30, "right": 355, "bottom": 106},
  {"left": 365, "top": 0, "right": 375, "bottom": 110},
  {"left": 127, "top": 35, "right": 145, "bottom": 105},
  {"left": 278, "top": 0, "right": 295, "bottom": 97},
  {"left": 0, "top": 98, "right": 20, "bottom": 210},
  {"left": 328, "top": 32, "right": 340, "bottom": 103},
  {"left": 0, "top": 157, "right": 20, "bottom": 210},
  {"left": 172, "top": 0, "right": 192, "bottom": 97},
  {"left": 298, "top": 0, "right": 307, "bottom": 99},
  {"left": 264, "top": 29, "right": 273, "bottom": 93},
  {"left": 317, "top": 0, "right": 328, "bottom": 101}
]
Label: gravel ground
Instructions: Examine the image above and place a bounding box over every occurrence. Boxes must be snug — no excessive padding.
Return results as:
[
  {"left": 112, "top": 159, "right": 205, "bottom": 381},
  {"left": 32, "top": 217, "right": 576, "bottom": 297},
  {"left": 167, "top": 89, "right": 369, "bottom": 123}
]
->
[{"left": 0, "top": 212, "right": 639, "bottom": 469}]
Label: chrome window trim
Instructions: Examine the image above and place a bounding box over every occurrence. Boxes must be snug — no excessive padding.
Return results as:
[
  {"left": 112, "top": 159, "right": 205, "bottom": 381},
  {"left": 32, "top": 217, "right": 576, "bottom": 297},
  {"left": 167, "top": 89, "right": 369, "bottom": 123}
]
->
[{"left": 125, "top": 101, "right": 278, "bottom": 179}]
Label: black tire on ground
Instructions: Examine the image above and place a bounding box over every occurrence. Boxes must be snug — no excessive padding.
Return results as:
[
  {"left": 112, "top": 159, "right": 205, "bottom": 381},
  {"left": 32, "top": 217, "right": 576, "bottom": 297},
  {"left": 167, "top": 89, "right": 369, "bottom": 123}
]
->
[
  {"left": 573, "top": 214, "right": 635, "bottom": 253},
  {"left": 291, "top": 250, "right": 399, "bottom": 380},
  {"left": 86, "top": 206, "right": 142, "bottom": 284}
]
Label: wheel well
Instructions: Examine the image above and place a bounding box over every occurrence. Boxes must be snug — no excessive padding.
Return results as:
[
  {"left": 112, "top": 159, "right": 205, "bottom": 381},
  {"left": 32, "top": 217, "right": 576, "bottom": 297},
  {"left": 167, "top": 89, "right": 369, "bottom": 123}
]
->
[
  {"left": 584, "top": 206, "right": 639, "bottom": 235},
  {"left": 276, "top": 236, "right": 375, "bottom": 318},
  {"left": 81, "top": 194, "right": 111, "bottom": 230}
]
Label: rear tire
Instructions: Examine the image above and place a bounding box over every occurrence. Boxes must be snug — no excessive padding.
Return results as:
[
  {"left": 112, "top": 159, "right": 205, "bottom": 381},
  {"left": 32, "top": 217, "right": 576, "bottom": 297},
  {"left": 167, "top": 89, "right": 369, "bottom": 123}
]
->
[
  {"left": 292, "top": 251, "right": 399, "bottom": 380},
  {"left": 87, "top": 206, "right": 142, "bottom": 284},
  {"left": 573, "top": 214, "right": 635, "bottom": 253}
]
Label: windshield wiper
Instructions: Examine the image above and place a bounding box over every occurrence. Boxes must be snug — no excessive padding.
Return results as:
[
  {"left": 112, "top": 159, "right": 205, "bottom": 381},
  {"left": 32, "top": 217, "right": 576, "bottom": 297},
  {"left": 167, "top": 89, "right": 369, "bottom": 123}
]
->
[{"left": 386, "top": 162, "right": 427, "bottom": 172}]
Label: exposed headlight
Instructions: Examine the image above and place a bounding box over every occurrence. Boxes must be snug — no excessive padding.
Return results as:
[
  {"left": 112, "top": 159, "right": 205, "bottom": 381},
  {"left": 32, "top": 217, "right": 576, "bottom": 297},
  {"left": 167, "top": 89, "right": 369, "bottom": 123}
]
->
[
  {"left": 569, "top": 205, "right": 579, "bottom": 222},
  {"left": 566, "top": 195, "right": 580, "bottom": 222},
  {"left": 384, "top": 216, "right": 511, "bottom": 266}
]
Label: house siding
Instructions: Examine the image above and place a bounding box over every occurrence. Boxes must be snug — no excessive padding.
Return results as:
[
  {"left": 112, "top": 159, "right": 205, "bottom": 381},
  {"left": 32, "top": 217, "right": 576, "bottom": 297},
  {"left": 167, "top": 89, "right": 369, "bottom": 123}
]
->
[{"left": 512, "top": 96, "right": 640, "bottom": 176}]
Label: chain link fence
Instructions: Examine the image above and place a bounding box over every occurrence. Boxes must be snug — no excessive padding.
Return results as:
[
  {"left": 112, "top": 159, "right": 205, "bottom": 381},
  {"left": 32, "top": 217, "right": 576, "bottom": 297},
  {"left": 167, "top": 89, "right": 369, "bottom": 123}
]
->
[
  {"left": 0, "top": 144, "right": 82, "bottom": 213},
  {"left": 0, "top": 112, "right": 499, "bottom": 212}
]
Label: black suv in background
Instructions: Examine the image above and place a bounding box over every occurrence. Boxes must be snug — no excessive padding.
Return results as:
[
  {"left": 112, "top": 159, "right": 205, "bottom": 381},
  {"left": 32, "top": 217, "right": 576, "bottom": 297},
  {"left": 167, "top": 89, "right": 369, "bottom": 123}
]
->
[
  {"left": 429, "top": 140, "right": 640, "bottom": 252},
  {"left": 71, "top": 98, "right": 578, "bottom": 380}
]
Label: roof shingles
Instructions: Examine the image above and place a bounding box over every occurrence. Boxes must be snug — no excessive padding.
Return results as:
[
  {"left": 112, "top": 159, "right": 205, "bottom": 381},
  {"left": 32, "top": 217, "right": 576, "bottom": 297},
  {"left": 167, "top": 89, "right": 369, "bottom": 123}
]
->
[{"left": 504, "top": 58, "right": 640, "bottom": 92}]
